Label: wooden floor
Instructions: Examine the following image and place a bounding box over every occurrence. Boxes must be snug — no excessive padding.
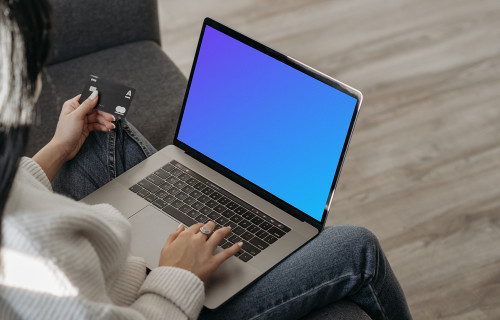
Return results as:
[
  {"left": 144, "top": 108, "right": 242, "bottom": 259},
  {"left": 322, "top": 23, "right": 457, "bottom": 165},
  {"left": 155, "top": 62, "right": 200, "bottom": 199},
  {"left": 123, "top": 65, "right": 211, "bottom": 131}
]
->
[{"left": 157, "top": 1, "right": 500, "bottom": 319}]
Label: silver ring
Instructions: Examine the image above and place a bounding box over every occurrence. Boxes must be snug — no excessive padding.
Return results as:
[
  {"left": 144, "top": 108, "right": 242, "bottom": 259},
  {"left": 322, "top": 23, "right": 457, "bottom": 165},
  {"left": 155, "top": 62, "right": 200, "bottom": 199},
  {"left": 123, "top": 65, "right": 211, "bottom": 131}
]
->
[{"left": 200, "top": 226, "right": 213, "bottom": 237}]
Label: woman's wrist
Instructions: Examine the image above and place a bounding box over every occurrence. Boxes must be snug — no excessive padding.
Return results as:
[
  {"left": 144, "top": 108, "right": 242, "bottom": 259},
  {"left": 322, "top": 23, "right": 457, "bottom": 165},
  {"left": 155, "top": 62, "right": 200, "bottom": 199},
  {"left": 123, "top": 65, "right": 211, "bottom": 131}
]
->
[{"left": 32, "top": 140, "right": 70, "bottom": 182}]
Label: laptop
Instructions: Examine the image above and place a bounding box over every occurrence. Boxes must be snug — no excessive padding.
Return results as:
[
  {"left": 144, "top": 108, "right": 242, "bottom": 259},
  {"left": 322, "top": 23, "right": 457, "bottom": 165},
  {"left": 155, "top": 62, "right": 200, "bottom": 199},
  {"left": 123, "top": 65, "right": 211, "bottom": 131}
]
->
[{"left": 82, "top": 18, "right": 362, "bottom": 309}]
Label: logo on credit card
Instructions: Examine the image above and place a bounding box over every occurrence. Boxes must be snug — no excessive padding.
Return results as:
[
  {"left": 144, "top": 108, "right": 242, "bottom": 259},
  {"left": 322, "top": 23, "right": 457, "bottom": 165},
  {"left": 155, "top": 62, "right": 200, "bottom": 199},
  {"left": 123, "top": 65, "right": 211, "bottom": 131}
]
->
[{"left": 115, "top": 106, "right": 126, "bottom": 115}]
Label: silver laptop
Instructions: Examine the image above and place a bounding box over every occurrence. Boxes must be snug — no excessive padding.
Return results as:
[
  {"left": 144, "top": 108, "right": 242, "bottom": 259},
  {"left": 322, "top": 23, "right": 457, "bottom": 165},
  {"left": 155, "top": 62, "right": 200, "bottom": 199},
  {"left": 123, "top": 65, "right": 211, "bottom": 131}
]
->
[{"left": 82, "top": 18, "right": 362, "bottom": 309}]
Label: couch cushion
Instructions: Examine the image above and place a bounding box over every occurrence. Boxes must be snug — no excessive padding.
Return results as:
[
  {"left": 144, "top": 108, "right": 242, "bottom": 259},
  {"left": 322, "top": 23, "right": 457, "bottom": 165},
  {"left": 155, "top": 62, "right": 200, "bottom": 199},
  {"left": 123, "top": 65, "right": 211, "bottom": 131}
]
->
[
  {"left": 47, "top": 0, "right": 161, "bottom": 65},
  {"left": 26, "top": 40, "right": 187, "bottom": 156}
]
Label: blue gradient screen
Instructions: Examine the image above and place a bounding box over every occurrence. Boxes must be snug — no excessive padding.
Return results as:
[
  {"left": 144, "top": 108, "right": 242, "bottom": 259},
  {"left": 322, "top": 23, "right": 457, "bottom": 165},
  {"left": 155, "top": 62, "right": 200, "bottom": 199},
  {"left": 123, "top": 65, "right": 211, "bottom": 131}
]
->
[{"left": 177, "top": 25, "right": 358, "bottom": 221}]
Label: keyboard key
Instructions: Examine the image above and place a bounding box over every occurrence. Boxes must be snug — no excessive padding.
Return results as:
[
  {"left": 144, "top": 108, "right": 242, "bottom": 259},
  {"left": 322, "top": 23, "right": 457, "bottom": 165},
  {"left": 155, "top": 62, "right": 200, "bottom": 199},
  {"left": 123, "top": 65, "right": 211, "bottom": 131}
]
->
[
  {"left": 129, "top": 184, "right": 142, "bottom": 193},
  {"left": 221, "top": 242, "right": 232, "bottom": 249},
  {"left": 235, "top": 207, "right": 247, "bottom": 215},
  {"left": 239, "top": 252, "right": 253, "bottom": 262},
  {"left": 227, "top": 221, "right": 238, "bottom": 230},
  {"left": 159, "top": 182, "right": 172, "bottom": 191},
  {"left": 186, "top": 178, "right": 198, "bottom": 186},
  {"left": 259, "top": 221, "right": 272, "bottom": 230},
  {"left": 218, "top": 196, "right": 230, "bottom": 205},
  {"left": 137, "top": 189, "right": 150, "bottom": 198},
  {"left": 153, "top": 198, "right": 167, "bottom": 209},
  {"left": 201, "top": 187, "right": 213, "bottom": 196},
  {"left": 183, "top": 197, "right": 196, "bottom": 205},
  {"left": 181, "top": 185, "right": 195, "bottom": 194},
  {"left": 264, "top": 234, "right": 278, "bottom": 244},
  {"left": 230, "top": 215, "right": 243, "bottom": 223},
  {"left": 209, "top": 192, "right": 222, "bottom": 200},
  {"left": 268, "top": 227, "right": 286, "bottom": 238},
  {"left": 221, "top": 209, "right": 234, "bottom": 218},
  {"left": 241, "top": 242, "right": 260, "bottom": 256},
  {"left": 213, "top": 204, "right": 226, "bottom": 213},
  {"left": 174, "top": 180, "right": 187, "bottom": 189},
  {"left": 179, "top": 205, "right": 191, "bottom": 213},
  {"left": 240, "top": 232, "right": 253, "bottom": 241},
  {"left": 239, "top": 219, "right": 251, "bottom": 229},
  {"left": 138, "top": 179, "right": 160, "bottom": 193},
  {"left": 162, "top": 163, "right": 175, "bottom": 172},
  {"left": 247, "top": 225, "right": 260, "bottom": 234},
  {"left": 242, "top": 211, "right": 255, "bottom": 221},
  {"left": 162, "top": 205, "right": 196, "bottom": 227},
  {"left": 197, "top": 195, "right": 210, "bottom": 203},
  {"left": 165, "top": 176, "right": 178, "bottom": 184},
  {"left": 194, "top": 182, "right": 205, "bottom": 191},
  {"left": 251, "top": 216, "right": 263, "bottom": 225},
  {"left": 155, "top": 190, "right": 168, "bottom": 198},
  {"left": 233, "top": 226, "right": 245, "bottom": 235},
  {"left": 176, "top": 192, "right": 188, "bottom": 200},
  {"left": 205, "top": 200, "right": 218, "bottom": 208},
  {"left": 178, "top": 173, "right": 190, "bottom": 181},
  {"left": 164, "top": 195, "right": 175, "bottom": 203},
  {"left": 226, "top": 201, "right": 238, "bottom": 210},
  {"left": 167, "top": 187, "right": 180, "bottom": 195},
  {"left": 249, "top": 237, "right": 269, "bottom": 250},
  {"left": 228, "top": 234, "right": 241, "bottom": 244},
  {"left": 190, "top": 190, "right": 202, "bottom": 198},
  {"left": 207, "top": 211, "right": 221, "bottom": 220},
  {"left": 186, "top": 210, "right": 198, "bottom": 218},
  {"left": 256, "top": 229, "right": 269, "bottom": 239},
  {"left": 146, "top": 174, "right": 164, "bottom": 186},
  {"left": 171, "top": 200, "right": 183, "bottom": 208},
  {"left": 191, "top": 201, "right": 203, "bottom": 210},
  {"left": 215, "top": 216, "right": 229, "bottom": 226},
  {"left": 170, "top": 168, "right": 182, "bottom": 177},
  {"left": 154, "top": 169, "right": 169, "bottom": 179},
  {"left": 200, "top": 206, "right": 212, "bottom": 215}
]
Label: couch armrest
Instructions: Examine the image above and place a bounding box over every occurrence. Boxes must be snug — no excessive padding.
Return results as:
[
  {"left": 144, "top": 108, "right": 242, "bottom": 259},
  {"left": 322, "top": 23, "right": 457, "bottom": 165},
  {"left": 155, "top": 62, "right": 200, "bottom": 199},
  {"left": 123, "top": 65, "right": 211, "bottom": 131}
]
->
[{"left": 47, "top": 0, "right": 160, "bottom": 65}]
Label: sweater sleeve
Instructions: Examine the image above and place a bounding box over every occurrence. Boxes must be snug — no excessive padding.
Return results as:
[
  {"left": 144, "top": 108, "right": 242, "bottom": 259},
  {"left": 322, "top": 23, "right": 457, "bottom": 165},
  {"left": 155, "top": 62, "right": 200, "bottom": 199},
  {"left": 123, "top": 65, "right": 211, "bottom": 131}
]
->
[
  {"left": 132, "top": 267, "right": 205, "bottom": 320},
  {"left": 19, "top": 157, "right": 52, "bottom": 191}
]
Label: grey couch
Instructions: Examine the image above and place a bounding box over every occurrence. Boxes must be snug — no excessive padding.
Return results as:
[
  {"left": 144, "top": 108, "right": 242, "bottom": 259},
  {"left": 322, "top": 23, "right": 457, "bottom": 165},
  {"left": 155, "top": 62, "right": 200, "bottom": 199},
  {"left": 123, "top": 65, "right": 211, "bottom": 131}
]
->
[{"left": 28, "top": 1, "right": 371, "bottom": 319}]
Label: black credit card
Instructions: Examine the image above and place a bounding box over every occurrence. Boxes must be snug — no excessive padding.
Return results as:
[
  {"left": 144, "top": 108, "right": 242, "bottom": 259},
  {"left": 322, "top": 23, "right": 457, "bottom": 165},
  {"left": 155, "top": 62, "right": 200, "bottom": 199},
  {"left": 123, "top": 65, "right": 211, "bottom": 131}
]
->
[{"left": 79, "top": 75, "right": 136, "bottom": 118}]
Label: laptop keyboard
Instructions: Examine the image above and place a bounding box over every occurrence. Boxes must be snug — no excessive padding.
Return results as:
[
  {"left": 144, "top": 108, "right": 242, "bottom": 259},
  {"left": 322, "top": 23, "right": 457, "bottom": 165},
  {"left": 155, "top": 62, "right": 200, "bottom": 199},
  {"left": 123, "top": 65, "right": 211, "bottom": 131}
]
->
[{"left": 129, "top": 160, "right": 291, "bottom": 262}]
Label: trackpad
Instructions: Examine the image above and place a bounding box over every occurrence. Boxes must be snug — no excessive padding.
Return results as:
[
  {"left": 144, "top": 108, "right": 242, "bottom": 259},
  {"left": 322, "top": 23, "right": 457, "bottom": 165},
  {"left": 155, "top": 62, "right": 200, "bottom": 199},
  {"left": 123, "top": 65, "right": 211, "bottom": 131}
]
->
[{"left": 129, "top": 206, "right": 179, "bottom": 268}]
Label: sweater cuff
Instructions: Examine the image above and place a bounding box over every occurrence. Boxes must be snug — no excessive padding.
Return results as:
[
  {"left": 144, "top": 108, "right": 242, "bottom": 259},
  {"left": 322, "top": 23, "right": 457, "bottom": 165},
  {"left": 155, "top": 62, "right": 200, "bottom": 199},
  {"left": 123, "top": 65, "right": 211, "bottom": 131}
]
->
[
  {"left": 139, "top": 267, "right": 205, "bottom": 320},
  {"left": 19, "top": 157, "right": 52, "bottom": 191}
]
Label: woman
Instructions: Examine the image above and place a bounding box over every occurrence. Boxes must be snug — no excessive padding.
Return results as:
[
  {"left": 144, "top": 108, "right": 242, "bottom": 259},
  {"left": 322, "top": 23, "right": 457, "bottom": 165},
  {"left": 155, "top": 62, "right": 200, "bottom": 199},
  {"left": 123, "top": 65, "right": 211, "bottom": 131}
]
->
[{"left": 0, "top": 0, "right": 412, "bottom": 319}]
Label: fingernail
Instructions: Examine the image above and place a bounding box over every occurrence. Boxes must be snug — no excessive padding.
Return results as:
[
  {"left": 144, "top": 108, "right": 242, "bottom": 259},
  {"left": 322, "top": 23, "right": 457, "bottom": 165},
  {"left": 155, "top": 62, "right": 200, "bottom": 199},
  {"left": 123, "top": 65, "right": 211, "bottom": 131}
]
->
[
  {"left": 89, "top": 90, "right": 98, "bottom": 100},
  {"left": 237, "top": 242, "right": 243, "bottom": 247},
  {"left": 111, "top": 123, "right": 116, "bottom": 130},
  {"left": 111, "top": 115, "right": 116, "bottom": 121},
  {"left": 177, "top": 223, "right": 183, "bottom": 230},
  {"left": 226, "top": 225, "right": 232, "bottom": 230}
]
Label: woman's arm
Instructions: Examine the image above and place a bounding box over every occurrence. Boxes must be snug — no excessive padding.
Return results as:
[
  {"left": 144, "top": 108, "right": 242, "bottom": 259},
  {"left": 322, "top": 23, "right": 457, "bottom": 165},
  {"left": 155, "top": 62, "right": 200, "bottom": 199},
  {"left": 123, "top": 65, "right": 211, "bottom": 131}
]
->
[{"left": 33, "top": 92, "right": 115, "bottom": 181}]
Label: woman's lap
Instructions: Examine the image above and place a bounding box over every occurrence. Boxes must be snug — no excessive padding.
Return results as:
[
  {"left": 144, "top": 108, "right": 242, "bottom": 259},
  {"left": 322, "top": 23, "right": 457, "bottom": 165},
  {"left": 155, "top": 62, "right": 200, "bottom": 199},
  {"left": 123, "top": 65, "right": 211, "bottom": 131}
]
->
[
  {"left": 199, "top": 226, "right": 411, "bottom": 320},
  {"left": 51, "top": 122, "right": 411, "bottom": 320},
  {"left": 52, "top": 119, "right": 156, "bottom": 200}
]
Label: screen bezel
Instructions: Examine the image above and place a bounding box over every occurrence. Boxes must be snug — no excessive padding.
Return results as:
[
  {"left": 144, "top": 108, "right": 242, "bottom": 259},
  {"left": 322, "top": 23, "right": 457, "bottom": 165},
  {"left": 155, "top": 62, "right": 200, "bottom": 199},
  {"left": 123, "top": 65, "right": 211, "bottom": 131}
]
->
[{"left": 173, "top": 18, "right": 362, "bottom": 230}]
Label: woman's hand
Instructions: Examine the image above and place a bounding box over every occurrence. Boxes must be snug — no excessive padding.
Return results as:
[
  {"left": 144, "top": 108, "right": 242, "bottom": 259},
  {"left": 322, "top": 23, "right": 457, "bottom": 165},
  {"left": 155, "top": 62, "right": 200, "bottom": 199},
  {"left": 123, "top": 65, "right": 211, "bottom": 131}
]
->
[
  {"left": 159, "top": 221, "right": 242, "bottom": 283},
  {"left": 51, "top": 92, "right": 115, "bottom": 162},
  {"left": 33, "top": 92, "right": 115, "bottom": 181}
]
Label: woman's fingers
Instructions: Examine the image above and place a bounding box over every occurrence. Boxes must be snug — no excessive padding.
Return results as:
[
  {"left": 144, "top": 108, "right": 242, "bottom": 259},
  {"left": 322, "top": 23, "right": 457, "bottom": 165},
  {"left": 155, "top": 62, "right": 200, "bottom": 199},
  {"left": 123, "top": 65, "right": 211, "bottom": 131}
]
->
[
  {"left": 88, "top": 122, "right": 110, "bottom": 132},
  {"left": 213, "top": 242, "right": 242, "bottom": 265},
  {"left": 165, "top": 224, "right": 185, "bottom": 246},
  {"left": 96, "top": 110, "right": 115, "bottom": 122},
  {"left": 87, "top": 111, "right": 115, "bottom": 130},
  {"left": 207, "top": 226, "right": 232, "bottom": 249}
]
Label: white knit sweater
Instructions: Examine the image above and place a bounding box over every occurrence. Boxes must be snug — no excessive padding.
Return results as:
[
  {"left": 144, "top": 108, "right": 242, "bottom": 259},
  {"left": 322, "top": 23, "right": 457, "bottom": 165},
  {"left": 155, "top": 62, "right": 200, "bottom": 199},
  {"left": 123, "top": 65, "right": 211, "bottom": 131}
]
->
[{"left": 0, "top": 157, "right": 205, "bottom": 319}]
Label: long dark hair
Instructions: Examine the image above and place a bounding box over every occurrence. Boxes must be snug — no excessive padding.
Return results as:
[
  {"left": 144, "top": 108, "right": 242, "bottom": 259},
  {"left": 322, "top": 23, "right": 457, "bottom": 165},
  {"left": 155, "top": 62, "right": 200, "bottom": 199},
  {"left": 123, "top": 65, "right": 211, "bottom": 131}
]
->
[{"left": 0, "top": 0, "right": 53, "bottom": 242}]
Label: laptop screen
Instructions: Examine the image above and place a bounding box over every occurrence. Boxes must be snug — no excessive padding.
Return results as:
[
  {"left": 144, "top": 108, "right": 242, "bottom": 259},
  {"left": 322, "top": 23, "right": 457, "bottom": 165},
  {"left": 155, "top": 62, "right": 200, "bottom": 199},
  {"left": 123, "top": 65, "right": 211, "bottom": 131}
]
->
[{"left": 177, "top": 24, "right": 358, "bottom": 222}]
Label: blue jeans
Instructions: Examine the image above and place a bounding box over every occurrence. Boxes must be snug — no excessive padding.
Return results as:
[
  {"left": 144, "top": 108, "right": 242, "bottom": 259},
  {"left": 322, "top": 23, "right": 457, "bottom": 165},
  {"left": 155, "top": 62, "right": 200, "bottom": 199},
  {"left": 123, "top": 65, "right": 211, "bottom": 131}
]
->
[{"left": 52, "top": 120, "right": 412, "bottom": 320}]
